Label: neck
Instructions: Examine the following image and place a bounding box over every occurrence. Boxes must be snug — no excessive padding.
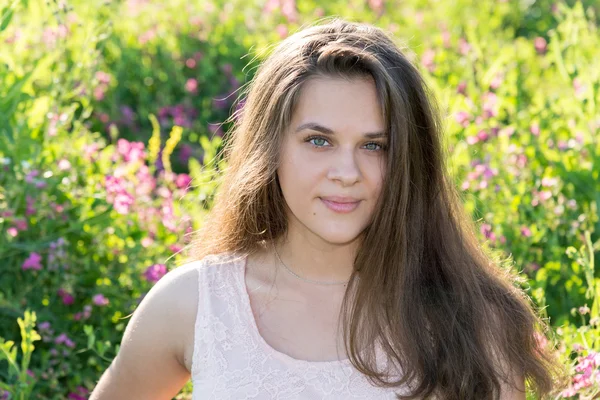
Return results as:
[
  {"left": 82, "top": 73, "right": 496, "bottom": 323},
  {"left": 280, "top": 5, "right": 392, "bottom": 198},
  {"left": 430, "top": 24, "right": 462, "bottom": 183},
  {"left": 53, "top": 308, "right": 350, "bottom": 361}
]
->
[{"left": 272, "top": 229, "right": 360, "bottom": 286}]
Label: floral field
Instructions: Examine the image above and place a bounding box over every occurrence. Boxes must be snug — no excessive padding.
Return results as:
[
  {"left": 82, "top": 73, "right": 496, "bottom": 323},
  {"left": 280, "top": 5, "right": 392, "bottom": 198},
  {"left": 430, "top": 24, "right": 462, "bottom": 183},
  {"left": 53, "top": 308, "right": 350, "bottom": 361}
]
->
[{"left": 0, "top": 0, "right": 599, "bottom": 398}]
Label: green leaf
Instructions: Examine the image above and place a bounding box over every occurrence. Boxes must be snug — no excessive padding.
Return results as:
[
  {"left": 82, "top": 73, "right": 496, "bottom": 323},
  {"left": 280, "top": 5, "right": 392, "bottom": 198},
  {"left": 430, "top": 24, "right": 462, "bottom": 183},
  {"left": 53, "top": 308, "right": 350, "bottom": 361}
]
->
[{"left": 0, "top": 7, "right": 14, "bottom": 32}]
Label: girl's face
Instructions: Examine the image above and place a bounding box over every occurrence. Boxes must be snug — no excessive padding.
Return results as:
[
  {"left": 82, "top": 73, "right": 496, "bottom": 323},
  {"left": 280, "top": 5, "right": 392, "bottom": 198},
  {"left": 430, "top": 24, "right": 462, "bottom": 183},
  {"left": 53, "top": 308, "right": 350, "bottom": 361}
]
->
[{"left": 277, "top": 76, "right": 387, "bottom": 246}]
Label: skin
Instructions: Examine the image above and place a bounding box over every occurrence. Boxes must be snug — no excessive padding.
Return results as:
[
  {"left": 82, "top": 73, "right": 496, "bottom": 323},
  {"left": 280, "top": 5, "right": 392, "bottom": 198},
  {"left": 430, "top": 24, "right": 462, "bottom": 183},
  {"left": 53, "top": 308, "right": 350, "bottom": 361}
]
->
[
  {"left": 238, "top": 75, "right": 389, "bottom": 364},
  {"left": 272, "top": 75, "right": 387, "bottom": 284}
]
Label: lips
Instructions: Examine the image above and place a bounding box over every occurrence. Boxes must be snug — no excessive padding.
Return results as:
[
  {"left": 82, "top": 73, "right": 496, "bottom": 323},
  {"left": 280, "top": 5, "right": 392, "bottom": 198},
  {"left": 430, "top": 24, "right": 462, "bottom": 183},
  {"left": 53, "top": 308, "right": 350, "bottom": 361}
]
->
[
  {"left": 320, "top": 196, "right": 360, "bottom": 203},
  {"left": 320, "top": 197, "right": 361, "bottom": 213}
]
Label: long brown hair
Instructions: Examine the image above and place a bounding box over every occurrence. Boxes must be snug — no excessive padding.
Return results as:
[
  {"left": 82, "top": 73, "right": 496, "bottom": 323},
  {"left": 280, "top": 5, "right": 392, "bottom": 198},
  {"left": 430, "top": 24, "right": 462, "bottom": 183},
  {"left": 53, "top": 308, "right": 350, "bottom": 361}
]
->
[{"left": 189, "top": 17, "right": 561, "bottom": 399}]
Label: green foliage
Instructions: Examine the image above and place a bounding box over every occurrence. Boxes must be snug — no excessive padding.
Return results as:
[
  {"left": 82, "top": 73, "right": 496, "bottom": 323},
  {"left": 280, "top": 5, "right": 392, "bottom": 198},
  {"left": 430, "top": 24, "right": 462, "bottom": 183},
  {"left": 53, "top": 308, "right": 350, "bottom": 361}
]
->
[{"left": 0, "top": 310, "right": 41, "bottom": 399}]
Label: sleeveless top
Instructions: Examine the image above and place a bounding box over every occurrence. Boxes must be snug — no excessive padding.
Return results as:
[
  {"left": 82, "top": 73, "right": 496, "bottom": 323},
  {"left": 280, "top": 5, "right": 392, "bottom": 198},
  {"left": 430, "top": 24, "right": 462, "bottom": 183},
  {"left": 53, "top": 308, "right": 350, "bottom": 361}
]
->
[{"left": 189, "top": 251, "right": 408, "bottom": 400}]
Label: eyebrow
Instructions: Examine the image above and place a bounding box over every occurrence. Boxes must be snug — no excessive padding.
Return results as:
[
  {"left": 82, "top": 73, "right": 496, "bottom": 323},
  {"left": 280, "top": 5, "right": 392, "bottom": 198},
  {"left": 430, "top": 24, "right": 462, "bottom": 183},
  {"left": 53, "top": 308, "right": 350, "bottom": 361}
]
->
[{"left": 294, "top": 122, "right": 387, "bottom": 139}]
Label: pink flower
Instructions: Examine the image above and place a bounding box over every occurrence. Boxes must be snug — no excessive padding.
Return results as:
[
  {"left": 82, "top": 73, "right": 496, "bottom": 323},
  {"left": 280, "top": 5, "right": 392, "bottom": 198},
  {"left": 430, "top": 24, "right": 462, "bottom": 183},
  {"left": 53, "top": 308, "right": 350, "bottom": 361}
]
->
[
  {"left": 520, "top": 226, "right": 532, "bottom": 237},
  {"left": 117, "top": 139, "right": 146, "bottom": 163},
  {"left": 534, "top": 37, "right": 547, "bottom": 54},
  {"left": 22, "top": 252, "right": 43, "bottom": 271},
  {"left": 281, "top": 0, "right": 298, "bottom": 22},
  {"left": 25, "top": 196, "right": 36, "bottom": 216},
  {"left": 421, "top": 49, "right": 436, "bottom": 72},
  {"left": 144, "top": 264, "right": 167, "bottom": 283},
  {"left": 185, "top": 58, "right": 196, "bottom": 68},
  {"left": 54, "top": 333, "right": 69, "bottom": 345},
  {"left": 480, "top": 223, "right": 496, "bottom": 241},
  {"left": 68, "top": 386, "right": 89, "bottom": 400},
  {"left": 541, "top": 177, "right": 559, "bottom": 187},
  {"left": 466, "top": 135, "right": 479, "bottom": 145},
  {"left": 38, "top": 321, "right": 51, "bottom": 330},
  {"left": 62, "top": 293, "right": 75, "bottom": 306},
  {"left": 113, "top": 192, "right": 134, "bottom": 214},
  {"left": 169, "top": 244, "right": 182, "bottom": 253},
  {"left": 7, "top": 227, "right": 18, "bottom": 237},
  {"left": 455, "top": 111, "right": 470, "bottom": 127},
  {"left": 83, "top": 143, "right": 100, "bottom": 161},
  {"left": 482, "top": 92, "right": 498, "bottom": 118},
  {"left": 185, "top": 78, "right": 198, "bottom": 94},
  {"left": 476, "top": 130, "right": 489, "bottom": 142},
  {"left": 175, "top": 173, "right": 192, "bottom": 190},
  {"left": 58, "top": 159, "right": 71, "bottom": 171},
  {"left": 263, "top": 0, "right": 278, "bottom": 13},
  {"left": 489, "top": 74, "right": 503, "bottom": 90},
  {"left": 94, "top": 86, "right": 106, "bottom": 101},
  {"left": 95, "top": 71, "right": 111, "bottom": 85},
  {"left": 276, "top": 24, "right": 288, "bottom": 39},
  {"left": 104, "top": 175, "right": 125, "bottom": 194},
  {"left": 14, "top": 218, "right": 27, "bottom": 231},
  {"left": 25, "top": 170, "right": 39, "bottom": 183},
  {"left": 92, "top": 294, "right": 109, "bottom": 306},
  {"left": 539, "top": 191, "right": 552, "bottom": 201}
]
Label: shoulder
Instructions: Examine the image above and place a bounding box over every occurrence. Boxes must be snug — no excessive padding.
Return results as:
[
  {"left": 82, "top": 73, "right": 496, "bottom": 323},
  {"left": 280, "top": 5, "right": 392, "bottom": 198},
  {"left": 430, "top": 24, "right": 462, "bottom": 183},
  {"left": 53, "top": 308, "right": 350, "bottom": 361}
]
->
[{"left": 139, "top": 259, "right": 205, "bottom": 361}]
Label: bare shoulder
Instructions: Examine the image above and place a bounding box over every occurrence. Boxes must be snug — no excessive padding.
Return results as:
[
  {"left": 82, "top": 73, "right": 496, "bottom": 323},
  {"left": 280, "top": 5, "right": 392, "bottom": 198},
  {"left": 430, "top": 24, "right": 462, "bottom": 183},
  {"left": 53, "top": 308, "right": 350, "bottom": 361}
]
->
[
  {"left": 89, "top": 260, "right": 203, "bottom": 400},
  {"left": 155, "top": 260, "right": 203, "bottom": 372},
  {"left": 125, "top": 259, "right": 203, "bottom": 372}
]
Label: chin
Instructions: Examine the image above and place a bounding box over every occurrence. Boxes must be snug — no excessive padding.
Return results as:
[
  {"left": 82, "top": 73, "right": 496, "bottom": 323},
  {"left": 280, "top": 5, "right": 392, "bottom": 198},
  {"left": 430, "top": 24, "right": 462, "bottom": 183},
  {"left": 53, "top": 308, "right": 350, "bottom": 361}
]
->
[{"left": 312, "top": 227, "right": 365, "bottom": 246}]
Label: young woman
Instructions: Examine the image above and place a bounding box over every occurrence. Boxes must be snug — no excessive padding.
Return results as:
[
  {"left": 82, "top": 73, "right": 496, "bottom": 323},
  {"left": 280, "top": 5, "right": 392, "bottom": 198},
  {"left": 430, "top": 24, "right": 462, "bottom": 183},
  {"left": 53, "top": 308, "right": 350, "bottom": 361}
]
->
[{"left": 90, "top": 18, "right": 561, "bottom": 400}]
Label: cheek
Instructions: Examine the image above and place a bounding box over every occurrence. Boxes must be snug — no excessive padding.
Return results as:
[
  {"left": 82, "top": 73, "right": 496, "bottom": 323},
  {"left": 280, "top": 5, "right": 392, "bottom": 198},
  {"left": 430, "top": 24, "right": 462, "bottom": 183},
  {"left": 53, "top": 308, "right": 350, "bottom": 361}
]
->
[
  {"left": 363, "top": 158, "right": 385, "bottom": 197},
  {"left": 278, "top": 146, "right": 322, "bottom": 189}
]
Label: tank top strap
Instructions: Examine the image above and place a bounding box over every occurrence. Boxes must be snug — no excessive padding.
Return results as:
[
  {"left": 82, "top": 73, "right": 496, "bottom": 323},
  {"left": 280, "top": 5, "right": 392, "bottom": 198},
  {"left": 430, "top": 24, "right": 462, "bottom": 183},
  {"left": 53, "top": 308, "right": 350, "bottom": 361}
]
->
[{"left": 190, "top": 251, "right": 254, "bottom": 381}]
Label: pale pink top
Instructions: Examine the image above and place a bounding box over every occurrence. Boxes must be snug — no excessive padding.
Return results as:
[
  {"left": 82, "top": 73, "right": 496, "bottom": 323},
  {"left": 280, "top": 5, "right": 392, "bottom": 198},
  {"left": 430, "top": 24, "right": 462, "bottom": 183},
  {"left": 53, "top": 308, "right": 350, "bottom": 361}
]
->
[{"left": 190, "top": 251, "right": 408, "bottom": 400}]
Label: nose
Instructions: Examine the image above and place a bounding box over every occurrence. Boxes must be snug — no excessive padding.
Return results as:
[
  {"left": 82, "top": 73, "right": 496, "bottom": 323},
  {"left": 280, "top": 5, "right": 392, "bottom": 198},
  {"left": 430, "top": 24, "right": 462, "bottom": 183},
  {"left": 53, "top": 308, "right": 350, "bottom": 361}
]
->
[{"left": 327, "top": 147, "right": 361, "bottom": 186}]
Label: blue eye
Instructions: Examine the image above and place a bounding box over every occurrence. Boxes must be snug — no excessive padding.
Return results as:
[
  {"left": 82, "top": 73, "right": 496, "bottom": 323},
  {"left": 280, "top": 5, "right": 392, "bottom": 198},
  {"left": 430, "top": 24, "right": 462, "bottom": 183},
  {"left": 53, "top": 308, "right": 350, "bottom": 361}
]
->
[
  {"left": 305, "top": 136, "right": 387, "bottom": 152},
  {"left": 306, "top": 136, "right": 330, "bottom": 147},
  {"left": 365, "top": 142, "right": 382, "bottom": 151}
]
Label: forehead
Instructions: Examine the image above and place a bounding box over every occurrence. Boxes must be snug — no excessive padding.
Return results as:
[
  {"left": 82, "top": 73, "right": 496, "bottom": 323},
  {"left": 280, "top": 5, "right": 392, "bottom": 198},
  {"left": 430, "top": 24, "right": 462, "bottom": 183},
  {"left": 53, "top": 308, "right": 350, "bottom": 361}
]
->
[{"left": 290, "top": 76, "right": 385, "bottom": 133}]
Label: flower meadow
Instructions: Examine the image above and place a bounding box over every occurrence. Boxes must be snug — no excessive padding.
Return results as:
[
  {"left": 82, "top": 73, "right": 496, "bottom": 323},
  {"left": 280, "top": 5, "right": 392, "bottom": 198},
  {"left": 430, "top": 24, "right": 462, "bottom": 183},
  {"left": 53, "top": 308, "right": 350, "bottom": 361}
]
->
[{"left": 0, "top": 0, "right": 599, "bottom": 398}]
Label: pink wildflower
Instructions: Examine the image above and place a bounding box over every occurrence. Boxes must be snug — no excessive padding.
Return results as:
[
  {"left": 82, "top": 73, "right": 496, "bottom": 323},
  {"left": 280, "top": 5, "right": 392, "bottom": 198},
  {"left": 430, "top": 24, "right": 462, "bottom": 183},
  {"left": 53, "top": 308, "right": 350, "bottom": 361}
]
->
[
  {"left": 22, "top": 252, "right": 43, "bottom": 271},
  {"left": 144, "top": 264, "right": 167, "bottom": 283},
  {"left": 92, "top": 294, "right": 109, "bottom": 306}
]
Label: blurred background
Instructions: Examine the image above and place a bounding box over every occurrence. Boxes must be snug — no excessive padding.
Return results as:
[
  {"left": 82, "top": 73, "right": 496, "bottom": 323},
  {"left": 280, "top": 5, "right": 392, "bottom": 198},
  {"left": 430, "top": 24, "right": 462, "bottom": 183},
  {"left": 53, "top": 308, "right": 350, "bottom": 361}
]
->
[{"left": 0, "top": 0, "right": 599, "bottom": 398}]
